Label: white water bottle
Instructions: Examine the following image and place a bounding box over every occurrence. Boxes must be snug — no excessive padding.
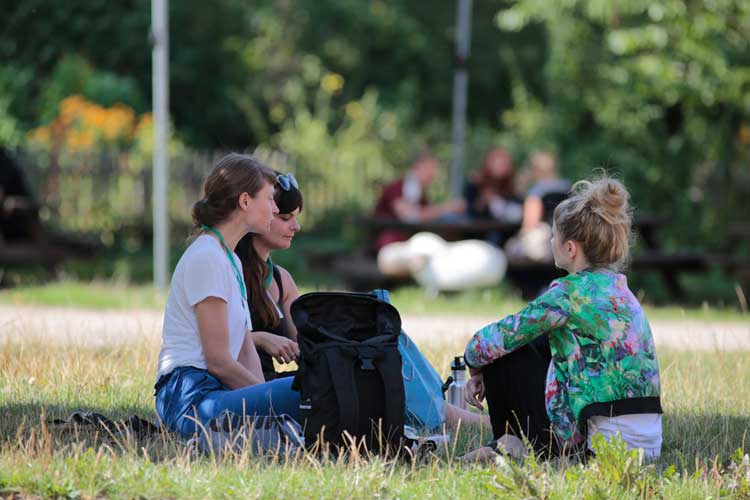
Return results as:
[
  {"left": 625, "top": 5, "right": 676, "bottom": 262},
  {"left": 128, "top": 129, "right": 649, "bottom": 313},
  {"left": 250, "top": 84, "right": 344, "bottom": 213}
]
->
[{"left": 447, "top": 356, "right": 467, "bottom": 409}]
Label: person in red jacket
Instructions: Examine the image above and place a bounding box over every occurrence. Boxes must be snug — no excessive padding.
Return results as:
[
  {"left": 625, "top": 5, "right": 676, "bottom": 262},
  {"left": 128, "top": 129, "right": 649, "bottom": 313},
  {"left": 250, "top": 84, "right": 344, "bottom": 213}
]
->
[{"left": 373, "top": 151, "right": 465, "bottom": 252}]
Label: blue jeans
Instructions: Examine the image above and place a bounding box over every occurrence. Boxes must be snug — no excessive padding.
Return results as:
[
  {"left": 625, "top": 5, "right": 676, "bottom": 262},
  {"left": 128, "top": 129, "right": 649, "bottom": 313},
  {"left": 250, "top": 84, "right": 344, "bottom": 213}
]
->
[{"left": 155, "top": 366, "right": 300, "bottom": 437}]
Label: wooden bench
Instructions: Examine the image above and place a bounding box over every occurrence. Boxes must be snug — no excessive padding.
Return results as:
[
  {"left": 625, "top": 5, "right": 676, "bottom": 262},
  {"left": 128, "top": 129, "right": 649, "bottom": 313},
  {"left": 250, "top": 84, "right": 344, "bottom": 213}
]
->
[
  {"left": 330, "top": 252, "right": 413, "bottom": 291},
  {"left": 712, "top": 223, "right": 750, "bottom": 301},
  {"left": 0, "top": 242, "right": 65, "bottom": 267},
  {"left": 505, "top": 252, "right": 710, "bottom": 300},
  {"left": 327, "top": 216, "right": 715, "bottom": 299},
  {"left": 0, "top": 234, "right": 102, "bottom": 284},
  {"left": 0, "top": 241, "right": 65, "bottom": 284},
  {"left": 330, "top": 250, "right": 713, "bottom": 299}
]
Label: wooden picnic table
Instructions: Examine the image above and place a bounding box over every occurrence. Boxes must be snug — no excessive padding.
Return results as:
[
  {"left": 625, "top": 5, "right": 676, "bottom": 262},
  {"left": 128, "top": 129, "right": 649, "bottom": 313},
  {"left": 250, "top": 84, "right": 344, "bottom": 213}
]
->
[
  {"left": 361, "top": 217, "right": 520, "bottom": 240},
  {"left": 346, "top": 215, "right": 709, "bottom": 299},
  {"left": 361, "top": 215, "right": 667, "bottom": 247}
]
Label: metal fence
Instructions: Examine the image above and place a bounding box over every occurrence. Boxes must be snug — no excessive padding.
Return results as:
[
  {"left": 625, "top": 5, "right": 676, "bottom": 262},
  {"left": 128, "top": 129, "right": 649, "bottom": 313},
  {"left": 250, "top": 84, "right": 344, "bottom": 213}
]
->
[{"left": 11, "top": 147, "right": 400, "bottom": 241}]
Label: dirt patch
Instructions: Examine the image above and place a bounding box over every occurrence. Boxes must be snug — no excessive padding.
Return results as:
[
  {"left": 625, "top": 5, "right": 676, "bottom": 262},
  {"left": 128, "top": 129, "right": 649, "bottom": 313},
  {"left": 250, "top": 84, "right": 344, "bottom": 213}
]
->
[{"left": 1, "top": 306, "right": 748, "bottom": 351}]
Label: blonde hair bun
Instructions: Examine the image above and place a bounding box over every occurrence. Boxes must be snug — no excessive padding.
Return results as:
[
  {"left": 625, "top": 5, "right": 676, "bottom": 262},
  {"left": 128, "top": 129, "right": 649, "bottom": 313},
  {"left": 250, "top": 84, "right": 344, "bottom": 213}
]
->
[
  {"left": 574, "top": 177, "right": 630, "bottom": 225},
  {"left": 553, "top": 173, "right": 633, "bottom": 270}
]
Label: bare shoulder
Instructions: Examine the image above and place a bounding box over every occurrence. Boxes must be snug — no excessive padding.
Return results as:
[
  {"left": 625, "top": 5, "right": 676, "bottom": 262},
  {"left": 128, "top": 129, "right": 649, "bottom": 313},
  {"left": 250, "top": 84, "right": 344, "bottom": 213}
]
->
[{"left": 276, "top": 265, "right": 299, "bottom": 298}]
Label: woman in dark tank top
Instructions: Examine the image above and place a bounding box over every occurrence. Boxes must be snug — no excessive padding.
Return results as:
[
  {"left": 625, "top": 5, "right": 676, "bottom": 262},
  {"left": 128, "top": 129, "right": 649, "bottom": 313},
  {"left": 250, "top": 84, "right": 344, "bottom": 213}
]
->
[
  {"left": 255, "top": 265, "right": 294, "bottom": 378},
  {"left": 235, "top": 172, "right": 303, "bottom": 381},
  {"left": 234, "top": 171, "right": 491, "bottom": 432}
]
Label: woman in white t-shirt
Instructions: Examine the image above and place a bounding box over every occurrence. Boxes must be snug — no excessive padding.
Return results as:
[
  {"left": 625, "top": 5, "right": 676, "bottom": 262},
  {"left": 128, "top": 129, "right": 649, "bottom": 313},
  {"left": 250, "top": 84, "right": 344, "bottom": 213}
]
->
[{"left": 154, "top": 153, "right": 301, "bottom": 438}]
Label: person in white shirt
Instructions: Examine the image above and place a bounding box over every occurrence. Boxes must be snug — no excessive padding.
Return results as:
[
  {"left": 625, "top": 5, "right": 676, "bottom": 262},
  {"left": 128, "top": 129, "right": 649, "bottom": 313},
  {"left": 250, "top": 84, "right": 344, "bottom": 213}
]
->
[{"left": 154, "top": 153, "right": 301, "bottom": 438}]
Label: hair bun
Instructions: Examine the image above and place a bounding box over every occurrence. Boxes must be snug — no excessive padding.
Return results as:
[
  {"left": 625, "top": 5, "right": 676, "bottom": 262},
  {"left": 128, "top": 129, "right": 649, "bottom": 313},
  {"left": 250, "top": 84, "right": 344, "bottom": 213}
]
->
[
  {"left": 554, "top": 172, "right": 633, "bottom": 270},
  {"left": 191, "top": 198, "right": 210, "bottom": 228},
  {"left": 585, "top": 177, "right": 629, "bottom": 224}
]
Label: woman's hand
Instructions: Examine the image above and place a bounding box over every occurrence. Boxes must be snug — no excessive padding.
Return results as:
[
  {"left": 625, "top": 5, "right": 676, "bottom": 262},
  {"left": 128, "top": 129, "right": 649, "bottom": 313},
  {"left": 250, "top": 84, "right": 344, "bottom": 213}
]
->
[
  {"left": 443, "top": 198, "right": 467, "bottom": 214},
  {"left": 466, "top": 372, "right": 486, "bottom": 411},
  {"left": 254, "top": 331, "right": 300, "bottom": 364},
  {"left": 477, "top": 187, "right": 495, "bottom": 210}
]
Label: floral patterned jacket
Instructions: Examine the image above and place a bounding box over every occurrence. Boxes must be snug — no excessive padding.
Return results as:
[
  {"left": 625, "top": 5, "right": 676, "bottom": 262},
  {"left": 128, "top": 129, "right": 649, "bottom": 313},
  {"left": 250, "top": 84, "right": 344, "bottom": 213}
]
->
[{"left": 464, "top": 268, "right": 662, "bottom": 444}]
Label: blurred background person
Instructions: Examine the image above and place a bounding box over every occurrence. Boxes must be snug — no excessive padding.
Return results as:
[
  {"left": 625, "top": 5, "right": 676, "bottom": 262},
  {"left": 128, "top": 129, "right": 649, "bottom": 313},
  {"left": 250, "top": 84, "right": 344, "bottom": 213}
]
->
[
  {"left": 373, "top": 151, "right": 466, "bottom": 251},
  {"left": 520, "top": 151, "right": 571, "bottom": 231},
  {"left": 373, "top": 151, "right": 466, "bottom": 276},
  {"left": 505, "top": 151, "right": 571, "bottom": 264},
  {"left": 464, "top": 147, "right": 522, "bottom": 224}
]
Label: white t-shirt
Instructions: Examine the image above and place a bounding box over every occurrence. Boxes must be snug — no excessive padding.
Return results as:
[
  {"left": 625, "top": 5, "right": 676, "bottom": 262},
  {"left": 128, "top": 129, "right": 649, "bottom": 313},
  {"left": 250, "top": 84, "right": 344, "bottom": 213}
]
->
[
  {"left": 156, "top": 234, "right": 252, "bottom": 378},
  {"left": 587, "top": 413, "right": 662, "bottom": 461}
]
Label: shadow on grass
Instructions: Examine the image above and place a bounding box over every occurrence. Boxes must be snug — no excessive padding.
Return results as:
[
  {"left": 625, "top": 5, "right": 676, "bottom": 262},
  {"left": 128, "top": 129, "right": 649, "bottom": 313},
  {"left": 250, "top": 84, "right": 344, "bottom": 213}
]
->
[
  {"left": 0, "top": 401, "right": 491, "bottom": 464},
  {"left": 6, "top": 401, "right": 742, "bottom": 469},
  {"left": 0, "top": 401, "right": 181, "bottom": 461}
]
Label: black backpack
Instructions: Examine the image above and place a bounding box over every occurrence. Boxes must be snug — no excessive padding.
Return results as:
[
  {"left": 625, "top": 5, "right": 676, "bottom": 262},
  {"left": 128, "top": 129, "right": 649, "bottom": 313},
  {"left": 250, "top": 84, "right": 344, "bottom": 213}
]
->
[{"left": 291, "top": 291, "right": 405, "bottom": 455}]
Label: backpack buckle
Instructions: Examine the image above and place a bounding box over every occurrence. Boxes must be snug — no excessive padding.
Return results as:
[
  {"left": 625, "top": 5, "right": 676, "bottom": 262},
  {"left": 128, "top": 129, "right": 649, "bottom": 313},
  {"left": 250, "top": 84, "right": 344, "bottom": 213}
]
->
[{"left": 360, "top": 357, "right": 376, "bottom": 370}]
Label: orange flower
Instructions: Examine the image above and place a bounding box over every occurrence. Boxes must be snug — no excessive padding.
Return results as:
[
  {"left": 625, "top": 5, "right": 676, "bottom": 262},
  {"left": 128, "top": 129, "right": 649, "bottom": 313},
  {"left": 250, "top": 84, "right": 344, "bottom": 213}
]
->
[
  {"left": 739, "top": 124, "right": 750, "bottom": 145},
  {"left": 28, "top": 95, "right": 147, "bottom": 151}
]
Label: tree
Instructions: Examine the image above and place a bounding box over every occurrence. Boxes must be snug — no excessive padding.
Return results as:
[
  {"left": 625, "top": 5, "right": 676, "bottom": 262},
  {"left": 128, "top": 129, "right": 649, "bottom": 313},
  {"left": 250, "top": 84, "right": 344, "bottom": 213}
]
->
[{"left": 495, "top": 0, "right": 750, "bottom": 248}]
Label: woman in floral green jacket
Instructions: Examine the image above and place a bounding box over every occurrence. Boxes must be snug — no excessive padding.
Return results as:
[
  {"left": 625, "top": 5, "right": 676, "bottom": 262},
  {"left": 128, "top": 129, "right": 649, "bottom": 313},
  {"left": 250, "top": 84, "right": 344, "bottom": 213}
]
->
[{"left": 463, "top": 175, "right": 662, "bottom": 461}]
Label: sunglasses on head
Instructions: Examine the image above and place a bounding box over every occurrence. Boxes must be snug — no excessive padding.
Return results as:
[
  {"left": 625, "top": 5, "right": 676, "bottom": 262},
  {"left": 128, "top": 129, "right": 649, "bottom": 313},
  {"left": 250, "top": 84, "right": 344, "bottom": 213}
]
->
[{"left": 276, "top": 173, "right": 299, "bottom": 191}]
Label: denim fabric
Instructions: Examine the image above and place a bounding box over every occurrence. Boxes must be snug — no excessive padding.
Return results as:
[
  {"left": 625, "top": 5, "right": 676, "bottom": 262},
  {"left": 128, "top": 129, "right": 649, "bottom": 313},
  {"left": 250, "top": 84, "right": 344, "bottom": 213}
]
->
[{"left": 155, "top": 366, "right": 300, "bottom": 436}]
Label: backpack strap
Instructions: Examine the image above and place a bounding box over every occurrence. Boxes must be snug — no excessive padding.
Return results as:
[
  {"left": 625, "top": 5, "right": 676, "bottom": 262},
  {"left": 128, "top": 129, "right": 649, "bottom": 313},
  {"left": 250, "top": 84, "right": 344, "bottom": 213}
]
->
[
  {"left": 307, "top": 322, "right": 354, "bottom": 344},
  {"left": 323, "top": 342, "right": 403, "bottom": 445},
  {"left": 372, "top": 288, "right": 408, "bottom": 433},
  {"left": 324, "top": 347, "right": 361, "bottom": 438},
  {"left": 374, "top": 349, "right": 405, "bottom": 442},
  {"left": 311, "top": 321, "right": 397, "bottom": 346}
]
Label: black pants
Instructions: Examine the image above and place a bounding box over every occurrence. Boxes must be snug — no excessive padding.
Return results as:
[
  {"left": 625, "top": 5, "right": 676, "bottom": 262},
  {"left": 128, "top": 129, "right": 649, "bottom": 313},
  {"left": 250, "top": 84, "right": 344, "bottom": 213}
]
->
[{"left": 482, "top": 335, "right": 558, "bottom": 457}]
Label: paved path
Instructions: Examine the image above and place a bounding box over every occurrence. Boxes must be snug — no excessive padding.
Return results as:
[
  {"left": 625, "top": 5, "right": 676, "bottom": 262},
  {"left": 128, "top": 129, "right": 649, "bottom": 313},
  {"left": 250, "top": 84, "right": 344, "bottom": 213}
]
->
[{"left": 1, "top": 305, "right": 747, "bottom": 351}]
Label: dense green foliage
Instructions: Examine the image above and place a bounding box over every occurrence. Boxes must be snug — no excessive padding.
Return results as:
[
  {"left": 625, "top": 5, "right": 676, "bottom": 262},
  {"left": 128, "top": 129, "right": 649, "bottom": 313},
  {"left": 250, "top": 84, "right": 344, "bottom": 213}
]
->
[
  {"left": 1, "top": 1, "right": 530, "bottom": 150},
  {"left": 2, "top": 0, "right": 749, "bottom": 253},
  {"left": 495, "top": 0, "right": 750, "bottom": 249},
  {"left": 2, "top": 0, "right": 248, "bottom": 147}
]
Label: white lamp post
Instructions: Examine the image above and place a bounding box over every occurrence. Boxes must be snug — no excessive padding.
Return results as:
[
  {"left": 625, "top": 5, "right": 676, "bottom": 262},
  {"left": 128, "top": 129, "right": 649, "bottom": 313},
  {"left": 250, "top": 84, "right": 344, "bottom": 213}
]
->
[
  {"left": 151, "top": 0, "right": 169, "bottom": 288},
  {"left": 449, "top": 0, "right": 472, "bottom": 198}
]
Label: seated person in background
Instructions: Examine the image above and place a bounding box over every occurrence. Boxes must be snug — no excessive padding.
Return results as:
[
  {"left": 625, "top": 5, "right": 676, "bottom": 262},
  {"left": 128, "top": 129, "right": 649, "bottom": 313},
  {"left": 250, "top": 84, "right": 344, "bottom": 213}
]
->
[
  {"left": 505, "top": 151, "right": 571, "bottom": 263},
  {"left": 521, "top": 151, "right": 571, "bottom": 230},
  {"left": 372, "top": 151, "right": 466, "bottom": 253},
  {"left": 464, "top": 147, "right": 523, "bottom": 224}
]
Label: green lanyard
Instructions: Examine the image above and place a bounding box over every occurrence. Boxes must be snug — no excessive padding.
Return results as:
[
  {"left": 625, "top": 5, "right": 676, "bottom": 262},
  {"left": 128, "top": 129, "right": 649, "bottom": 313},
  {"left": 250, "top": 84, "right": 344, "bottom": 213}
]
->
[
  {"left": 264, "top": 256, "right": 274, "bottom": 289},
  {"left": 201, "top": 225, "right": 247, "bottom": 302}
]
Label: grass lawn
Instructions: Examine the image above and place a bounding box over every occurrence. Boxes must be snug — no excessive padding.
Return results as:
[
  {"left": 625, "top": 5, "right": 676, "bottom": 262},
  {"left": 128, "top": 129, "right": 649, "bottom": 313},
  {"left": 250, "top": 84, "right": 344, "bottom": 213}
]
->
[
  {"left": 2, "top": 325, "right": 750, "bottom": 498},
  {"left": 1, "top": 281, "right": 748, "bottom": 323}
]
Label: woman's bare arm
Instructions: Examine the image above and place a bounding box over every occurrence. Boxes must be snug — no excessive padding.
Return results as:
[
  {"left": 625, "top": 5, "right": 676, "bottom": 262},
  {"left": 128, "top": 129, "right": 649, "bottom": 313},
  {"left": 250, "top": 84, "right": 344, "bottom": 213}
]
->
[
  {"left": 195, "top": 296, "right": 264, "bottom": 389},
  {"left": 278, "top": 266, "right": 300, "bottom": 340},
  {"left": 521, "top": 196, "right": 544, "bottom": 229},
  {"left": 238, "top": 332, "right": 265, "bottom": 381}
]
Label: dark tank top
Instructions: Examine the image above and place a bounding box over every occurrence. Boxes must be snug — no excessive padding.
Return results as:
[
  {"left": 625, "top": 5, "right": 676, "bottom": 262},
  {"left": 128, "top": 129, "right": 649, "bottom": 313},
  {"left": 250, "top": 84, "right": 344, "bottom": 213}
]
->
[{"left": 255, "top": 266, "right": 296, "bottom": 380}]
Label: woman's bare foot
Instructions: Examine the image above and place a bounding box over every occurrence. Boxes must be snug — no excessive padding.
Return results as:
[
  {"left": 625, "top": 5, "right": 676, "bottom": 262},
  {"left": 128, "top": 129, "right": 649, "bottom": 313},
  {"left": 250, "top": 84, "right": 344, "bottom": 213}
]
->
[
  {"left": 496, "top": 434, "right": 526, "bottom": 459},
  {"left": 459, "top": 446, "right": 497, "bottom": 463},
  {"left": 459, "top": 434, "right": 527, "bottom": 463}
]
